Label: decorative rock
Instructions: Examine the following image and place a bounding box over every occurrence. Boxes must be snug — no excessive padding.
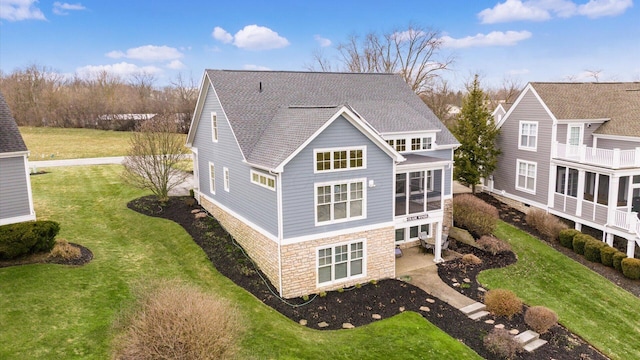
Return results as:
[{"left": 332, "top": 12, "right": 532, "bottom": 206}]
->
[
  {"left": 318, "top": 321, "right": 329, "bottom": 328},
  {"left": 426, "top": 298, "right": 435, "bottom": 303},
  {"left": 451, "top": 278, "right": 458, "bottom": 283},
  {"left": 190, "top": 209, "right": 201, "bottom": 214},
  {"left": 399, "top": 306, "right": 405, "bottom": 312},
  {"left": 453, "top": 283, "right": 460, "bottom": 287},
  {"left": 419, "top": 306, "right": 430, "bottom": 312},
  {"left": 484, "top": 319, "right": 495, "bottom": 324},
  {"left": 463, "top": 278, "right": 471, "bottom": 283},
  {"left": 478, "top": 287, "right": 487, "bottom": 292},
  {"left": 195, "top": 212, "right": 207, "bottom": 218},
  {"left": 342, "top": 323, "right": 355, "bottom": 329},
  {"left": 372, "top": 314, "right": 382, "bottom": 320},
  {"left": 495, "top": 324, "right": 505, "bottom": 329},
  {"left": 509, "top": 329, "right": 520, "bottom": 335},
  {"left": 299, "top": 319, "right": 307, "bottom": 326}
]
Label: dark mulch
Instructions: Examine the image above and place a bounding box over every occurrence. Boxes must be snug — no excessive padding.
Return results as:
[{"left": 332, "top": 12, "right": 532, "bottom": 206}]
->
[
  {"left": 128, "top": 195, "right": 611, "bottom": 359},
  {"left": 0, "top": 242, "right": 93, "bottom": 268},
  {"left": 475, "top": 192, "right": 640, "bottom": 298}
]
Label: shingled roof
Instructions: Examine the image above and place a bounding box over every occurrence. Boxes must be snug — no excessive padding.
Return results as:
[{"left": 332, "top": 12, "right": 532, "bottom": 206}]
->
[
  {"left": 196, "top": 70, "right": 457, "bottom": 170},
  {"left": 531, "top": 82, "right": 640, "bottom": 136},
  {"left": 0, "top": 91, "right": 28, "bottom": 154}
]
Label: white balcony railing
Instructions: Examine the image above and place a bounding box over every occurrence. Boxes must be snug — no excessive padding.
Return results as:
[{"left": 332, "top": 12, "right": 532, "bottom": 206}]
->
[{"left": 554, "top": 143, "right": 640, "bottom": 169}]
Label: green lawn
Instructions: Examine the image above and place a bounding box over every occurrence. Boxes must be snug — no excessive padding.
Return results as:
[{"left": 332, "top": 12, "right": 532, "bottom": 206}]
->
[
  {"left": 19, "top": 127, "right": 187, "bottom": 160},
  {"left": 0, "top": 166, "right": 480, "bottom": 359},
  {"left": 479, "top": 222, "right": 640, "bottom": 360}
]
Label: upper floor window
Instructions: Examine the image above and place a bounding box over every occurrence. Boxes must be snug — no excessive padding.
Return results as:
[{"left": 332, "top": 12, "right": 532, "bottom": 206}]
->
[
  {"left": 567, "top": 124, "right": 583, "bottom": 147},
  {"left": 519, "top": 121, "right": 537, "bottom": 150},
  {"left": 211, "top": 112, "right": 218, "bottom": 142},
  {"left": 316, "top": 179, "right": 365, "bottom": 224},
  {"left": 395, "top": 139, "right": 406, "bottom": 152},
  {"left": 410, "top": 137, "right": 433, "bottom": 151},
  {"left": 315, "top": 147, "right": 365, "bottom": 172},
  {"left": 251, "top": 170, "right": 275, "bottom": 190},
  {"left": 516, "top": 159, "right": 536, "bottom": 193}
]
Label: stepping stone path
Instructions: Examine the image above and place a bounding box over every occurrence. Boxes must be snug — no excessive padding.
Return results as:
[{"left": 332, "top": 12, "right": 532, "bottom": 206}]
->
[{"left": 515, "top": 330, "right": 548, "bottom": 352}]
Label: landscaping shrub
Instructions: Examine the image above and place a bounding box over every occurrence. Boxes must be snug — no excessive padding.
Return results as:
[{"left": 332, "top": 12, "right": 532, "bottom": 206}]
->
[
  {"left": 483, "top": 328, "right": 522, "bottom": 359},
  {"left": 113, "top": 281, "right": 243, "bottom": 360},
  {"left": 572, "top": 233, "right": 593, "bottom": 256},
  {"left": 600, "top": 246, "right": 617, "bottom": 267},
  {"left": 613, "top": 251, "right": 627, "bottom": 271},
  {"left": 484, "top": 289, "right": 523, "bottom": 319},
  {"left": 621, "top": 258, "right": 640, "bottom": 280},
  {"left": 558, "top": 229, "right": 580, "bottom": 249},
  {"left": 453, "top": 194, "right": 499, "bottom": 237},
  {"left": 476, "top": 235, "right": 512, "bottom": 255},
  {"left": 0, "top": 221, "right": 60, "bottom": 260},
  {"left": 525, "top": 208, "right": 568, "bottom": 241},
  {"left": 49, "top": 239, "right": 81, "bottom": 260},
  {"left": 461, "top": 253, "right": 482, "bottom": 265},
  {"left": 524, "top": 306, "right": 558, "bottom": 334},
  {"left": 584, "top": 239, "right": 606, "bottom": 263}
]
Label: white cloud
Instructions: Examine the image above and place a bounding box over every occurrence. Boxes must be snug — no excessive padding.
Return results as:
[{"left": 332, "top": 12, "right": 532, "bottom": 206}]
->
[
  {"left": 106, "top": 45, "right": 183, "bottom": 62},
  {"left": 243, "top": 64, "right": 271, "bottom": 71},
  {"left": 314, "top": 35, "right": 332, "bottom": 47},
  {"left": 52, "top": 2, "right": 85, "bottom": 15},
  {"left": 478, "top": 0, "right": 631, "bottom": 23},
  {"left": 507, "top": 68, "right": 530, "bottom": 75},
  {"left": 166, "top": 60, "right": 185, "bottom": 69},
  {"left": 76, "top": 62, "right": 163, "bottom": 78},
  {"left": 0, "top": 0, "right": 46, "bottom": 21},
  {"left": 212, "top": 24, "right": 290, "bottom": 50},
  {"left": 441, "top": 30, "right": 532, "bottom": 48}
]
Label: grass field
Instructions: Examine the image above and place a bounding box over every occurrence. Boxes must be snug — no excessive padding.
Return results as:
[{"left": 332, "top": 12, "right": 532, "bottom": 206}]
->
[
  {"left": 480, "top": 222, "right": 640, "bottom": 360},
  {"left": 19, "top": 127, "right": 188, "bottom": 160},
  {"left": 0, "top": 166, "right": 481, "bottom": 359}
]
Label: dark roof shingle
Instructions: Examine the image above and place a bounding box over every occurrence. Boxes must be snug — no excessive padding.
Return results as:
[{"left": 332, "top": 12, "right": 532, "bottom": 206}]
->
[{"left": 0, "top": 91, "right": 28, "bottom": 153}]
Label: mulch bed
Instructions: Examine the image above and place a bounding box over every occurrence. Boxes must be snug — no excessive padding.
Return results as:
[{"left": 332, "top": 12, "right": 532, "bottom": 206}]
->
[
  {"left": 128, "top": 195, "right": 613, "bottom": 359},
  {"left": 0, "top": 242, "right": 92, "bottom": 268}
]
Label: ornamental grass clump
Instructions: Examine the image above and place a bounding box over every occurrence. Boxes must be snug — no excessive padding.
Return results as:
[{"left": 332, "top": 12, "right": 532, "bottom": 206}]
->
[
  {"left": 483, "top": 328, "right": 523, "bottom": 360},
  {"left": 484, "top": 289, "right": 523, "bottom": 320},
  {"left": 453, "top": 194, "right": 499, "bottom": 238},
  {"left": 524, "top": 306, "right": 558, "bottom": 334},
  {"left": 461, "top": 253, "right": 482, "bottom": 265},
  {"left": 525, "top": 208, "right": 568, "bottom": 241},
  {"left": 49, "top": 239, "right": 81, "bottom": 260},
  {"left": 476, "top": 235, "right": 512, "bottom": 255}
]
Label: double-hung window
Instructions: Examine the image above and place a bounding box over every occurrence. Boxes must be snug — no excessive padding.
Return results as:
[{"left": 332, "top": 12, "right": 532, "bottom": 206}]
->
[
  {"left": 211, "top": 112, "right": 218, "bottom": 142},
  {"left": 223, "top": 167, "right": 230, "bottom": 192},
  {"left": 317, "top": 241, "right": 364, "bottom": 284},
  {"left": 316, "top": 179, "right": 365, "bottom": 224},
  {"left": 209, "top": 162, "right": 215, "bottom": 194},
  {"left": 315, "top": 147, "right": 365, "bottom": 172},
  {"left": 519, "top": 121, "right": 537, "bottom": 150},
  {"left": 516, "top": 160, "right": 536, "bottom": 193}
]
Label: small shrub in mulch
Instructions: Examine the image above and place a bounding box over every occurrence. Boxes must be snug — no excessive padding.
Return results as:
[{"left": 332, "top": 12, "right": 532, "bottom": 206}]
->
[
  {"left": 584, "top": 239, "right": 607, "bottom": 263},
  {"left": 572, "top": 233, "right": 592, "bottom": 255},
  {"left": 461, "top": 253, "right": 482, "bottom": 265},
  {"left": 621, "top": 258, "right": 640, "bottom": 280},
  {"left": 524, "top": 306, "right": 558, "bottom": 334},
  {"left": 453, "top": 194, "right": 499, "bottom": 237},
  {"left": 484, "top": 289, "right": 523, "bottom": 320},
  {"left": 483, "top": 328, "right": 523, "bottom": 360},
  {"left": 613, "top": 251, "right": 627, "bottom": 271},
  {"left": 49, "top": 239, "right": 81, "bottom": 260},
  {"left": 0, "top": 220, "right": 60, "bottom": 260},
  {"left": 476, "top": 235, "right": 511, "bottom": 255},
  {"left": 525, "top": 208, "right": 568, "bottom": 241},
  {"left": 600, "top": 246, "right": 617, "bottom": 267},
  {"left": 558, "top": 228, "right": 580, "bottom": 249}
]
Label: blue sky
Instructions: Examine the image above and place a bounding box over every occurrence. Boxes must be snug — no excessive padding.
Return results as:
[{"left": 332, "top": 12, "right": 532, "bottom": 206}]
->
[{"left": 1, "top": 0, "right": 638, "bottom": 90}]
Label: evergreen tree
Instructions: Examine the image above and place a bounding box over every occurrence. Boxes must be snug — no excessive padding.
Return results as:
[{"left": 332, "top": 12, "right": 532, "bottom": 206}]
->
[{"left": 453, "top": 74, "right": 501, "bottom": 194}]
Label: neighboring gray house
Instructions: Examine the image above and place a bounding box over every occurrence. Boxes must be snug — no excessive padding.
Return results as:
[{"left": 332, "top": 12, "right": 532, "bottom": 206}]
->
[
  {"left": 0, "top": 92, "right": 36, "bottom": 225},
  {"left": 486, "top": 82, "right": 640, "bottom": 258},
  {"left": 186, "top": 70, "right": 458, "bottom": 298}
]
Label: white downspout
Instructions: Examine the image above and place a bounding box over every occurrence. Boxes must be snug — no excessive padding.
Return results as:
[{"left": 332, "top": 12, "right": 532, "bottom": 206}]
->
[{"left": 274, "top": 171, "right": 284, "bottom": 298}]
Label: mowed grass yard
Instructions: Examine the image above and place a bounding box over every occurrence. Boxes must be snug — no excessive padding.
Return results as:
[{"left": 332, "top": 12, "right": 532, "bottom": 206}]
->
[
  {"left": 20, "top": 126, "right": 188, "bottom": 160},
  {"left": 0, "top": 165, "right": 481, "bottom": 360}
]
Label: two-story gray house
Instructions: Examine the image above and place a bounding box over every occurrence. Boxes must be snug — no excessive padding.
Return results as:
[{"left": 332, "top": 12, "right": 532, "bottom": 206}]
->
[
  {"left": 186, "top": 70, "right": 458, "bottom": 298},
  {"left": 0, "top": 91, "right": 36, "bottom": 226},
  {"left": 486, "top": 82, "right": 640, "bottom": 258}
]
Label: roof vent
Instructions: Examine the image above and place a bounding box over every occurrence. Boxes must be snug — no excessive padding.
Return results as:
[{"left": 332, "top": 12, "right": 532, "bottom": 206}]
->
[{"left": 259, "top": 81, "right": 262, "bottom": 93}]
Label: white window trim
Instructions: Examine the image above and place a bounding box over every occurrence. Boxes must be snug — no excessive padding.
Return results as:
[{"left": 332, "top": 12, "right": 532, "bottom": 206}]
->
[
  {"left": 515, "top": 159, "right": 537, "bottom": 194},
  {"left": 314, "top": 178, "right": 367, "bottom": 226},
  {"left": 313, "top": 146, "right": 367, "bottom": 173},
  {"left": 567, "top": 124, "right": 584, "bottom": 146},
  {"left": 223, "top": 167, "right": 230, "bottom": 192},
  {"left": 209, "top": 162, "right": 215, "bottom": 194},
  {"left": 211, "top": 112, "right": 218, "bottom": 142},
  {"left": 518, "top": 121, "right": 538, "bottom": 151},
  {"left": 316, "top": 239, "right": 366, "bottom": 286},
  {"left": 385, "top": 134, "right": 436, "bottom": 153},
  {"left": 250, "top": 170, "right": 276, "bottom": 191}
]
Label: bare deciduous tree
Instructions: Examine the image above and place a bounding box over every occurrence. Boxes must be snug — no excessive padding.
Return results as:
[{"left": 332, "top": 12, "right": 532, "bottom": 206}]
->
[{"left": 122, "top": 116, "right": 190, "bottom": 202}]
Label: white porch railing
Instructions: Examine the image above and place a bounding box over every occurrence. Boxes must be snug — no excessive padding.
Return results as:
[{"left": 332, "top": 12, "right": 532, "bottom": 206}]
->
[
  {"left": 612, "top": 209, "right": 640, "bottom": 256},
  {"left": 554, "top": 143, "right": 640, "bottom": 169}
]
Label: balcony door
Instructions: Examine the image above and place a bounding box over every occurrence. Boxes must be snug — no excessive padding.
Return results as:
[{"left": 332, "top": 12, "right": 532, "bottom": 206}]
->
[{"left": 567, "top": 124, "right": 583, "bottom": 155}]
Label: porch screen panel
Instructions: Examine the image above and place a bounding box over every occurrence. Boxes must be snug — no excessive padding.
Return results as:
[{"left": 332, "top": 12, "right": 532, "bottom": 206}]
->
[
  {"left": 427, "top": 169, "right": 442, "bottom": 211},
  {"left": 597, "top": 174, "right": 609, "bottom": 205},
  {"left": 395, "top": 174, "right": 407, "bottom": 216}
]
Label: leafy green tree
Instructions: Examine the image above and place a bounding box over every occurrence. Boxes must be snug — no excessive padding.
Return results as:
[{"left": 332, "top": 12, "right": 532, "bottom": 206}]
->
[{"left": 453, "top": 74, "right": 500, "bottom": 193}]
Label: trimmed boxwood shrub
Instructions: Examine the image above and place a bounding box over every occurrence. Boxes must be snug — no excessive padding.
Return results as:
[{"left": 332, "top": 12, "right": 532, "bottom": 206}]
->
[
  {"left": 0, "top": 221, "right": 60, "bottom": 260},
  {"left": 572, "top": 233, "right": 593, "bottom": 255},
  {"left": 558, "top": 229, "right": 580, "bottom": 249},
  {"left": 621, "top": 258, "right": 640, "bottom": 280},
  {"left": 600, "top": 246, "right": 617, "bottom": 267},
  {"left": 613, "top": 251, "right": 627, "bottom": 271},
  {"left": 584, "top": 239, "right": 606, "bottom": 263}
]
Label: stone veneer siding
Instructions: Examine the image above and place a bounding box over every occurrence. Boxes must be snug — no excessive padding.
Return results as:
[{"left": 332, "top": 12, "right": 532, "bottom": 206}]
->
[
  {"left": 280, "top": 226, "right": 395, "bottom": 298},
  {"left": 443, "top": 198, "right": 453, "bottom": 229},
  {"left": 199, "top": 196, "right": 281, "bottom": 292}
]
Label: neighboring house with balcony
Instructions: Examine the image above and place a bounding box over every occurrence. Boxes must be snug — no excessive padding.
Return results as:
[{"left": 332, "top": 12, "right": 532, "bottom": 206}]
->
[
  {"left": 486, "top": 82, "right": 640, "bottom": 258},
  {"left": 0, "top": 91, "right": 36, "bottom": 226},
  {"left": 186, "top": 70, "right": 458, "bottom": 298}
]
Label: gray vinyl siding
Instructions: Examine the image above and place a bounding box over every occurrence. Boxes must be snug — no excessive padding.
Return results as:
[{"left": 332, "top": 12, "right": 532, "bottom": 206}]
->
[
  {"left": 0, "top": 156, "right": 31, "bottom": 220},
  {"left": 556, "top": 124, "right": 596, "bottom": 145},
  {"left": 192, "top": 84, "right": 278, "bottom": 236},
  {"left": 596, "top": 137, "right": 640, "bottom": 150},
  {"left": 492, "top": 89, "right": 552, "bottom": 205},
  {"left": 281, "top": 116, "right": 393, "bottom": 239}
]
